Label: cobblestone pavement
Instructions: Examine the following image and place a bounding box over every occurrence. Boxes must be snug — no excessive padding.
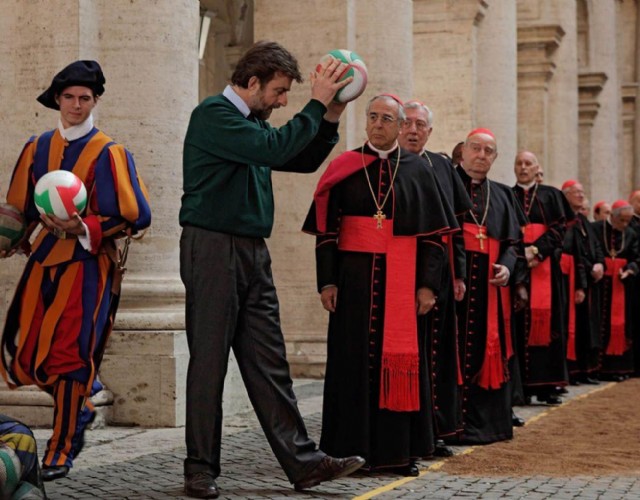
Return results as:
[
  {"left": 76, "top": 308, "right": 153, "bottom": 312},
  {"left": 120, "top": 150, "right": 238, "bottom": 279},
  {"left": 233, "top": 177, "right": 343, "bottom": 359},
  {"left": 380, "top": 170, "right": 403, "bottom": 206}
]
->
[{"left": 35, "top": 381, "right": 640, "bottom": 499}]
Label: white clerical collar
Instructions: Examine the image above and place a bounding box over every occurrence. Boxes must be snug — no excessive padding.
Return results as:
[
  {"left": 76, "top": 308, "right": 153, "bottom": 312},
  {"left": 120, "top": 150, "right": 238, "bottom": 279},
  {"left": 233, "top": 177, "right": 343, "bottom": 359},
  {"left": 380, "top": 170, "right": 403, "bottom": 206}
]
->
[
  {"left": 223, "top": 85, "right": 251, "bottom": 118},
  {"left": 367, "top": 141, "right": 399, "bottom": 159},
  {"left": 517, "top": 181, "right": 537, "bottom": 190},
  {"left": 58, "top": 114, "right": 94, "bottom": 141}
]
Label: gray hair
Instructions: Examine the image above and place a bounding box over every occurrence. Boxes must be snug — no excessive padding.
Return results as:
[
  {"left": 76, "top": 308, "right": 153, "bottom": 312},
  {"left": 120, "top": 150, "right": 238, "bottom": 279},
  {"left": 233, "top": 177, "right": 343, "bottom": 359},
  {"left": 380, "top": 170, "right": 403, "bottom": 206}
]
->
[
  {"left": 403, "top": 100, "right": 433, "bottom": 127},
  {"left": 365, "top": 95, "right": 406, "bottom": 122}
]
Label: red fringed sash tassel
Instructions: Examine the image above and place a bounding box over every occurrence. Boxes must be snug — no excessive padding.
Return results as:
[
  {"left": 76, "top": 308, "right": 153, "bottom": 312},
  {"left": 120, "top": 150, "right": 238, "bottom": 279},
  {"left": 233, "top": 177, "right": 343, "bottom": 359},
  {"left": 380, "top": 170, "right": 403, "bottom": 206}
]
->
[
  {"left": 560, "top": 253, "right": 577, "bottom": 361},
  {"left": 338, "top": 216, "right": 420, "bottom": 411},
  {"left": 523, "top": 224, "right": 552, "bottom": 346},
  {"left": 604, "top": 257, "right": 627, "bottom": 356},
  {"left": 462, "top": 223, "right": 508, "bottom": 390}
]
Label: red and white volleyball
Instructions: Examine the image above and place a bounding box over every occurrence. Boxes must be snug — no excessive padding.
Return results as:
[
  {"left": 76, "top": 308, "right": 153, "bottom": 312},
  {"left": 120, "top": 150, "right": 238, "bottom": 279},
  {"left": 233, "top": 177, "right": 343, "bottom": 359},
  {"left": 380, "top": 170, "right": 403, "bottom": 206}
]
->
[
  {"left": 0, "top": 203, "right": 26, "bottom": 251},
  {"left": 34, "top": 170, "right": 87, "bottom": 220},
  {"left": 317, "top": 49, "right": 368, "bottom": 103}
]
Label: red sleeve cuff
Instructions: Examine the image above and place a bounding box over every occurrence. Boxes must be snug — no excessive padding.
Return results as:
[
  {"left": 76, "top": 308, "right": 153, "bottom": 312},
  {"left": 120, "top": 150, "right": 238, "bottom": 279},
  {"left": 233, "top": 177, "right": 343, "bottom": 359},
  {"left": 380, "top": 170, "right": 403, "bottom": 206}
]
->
[{"left": 83, "top": 215, "right": 103, "bottom": 254}]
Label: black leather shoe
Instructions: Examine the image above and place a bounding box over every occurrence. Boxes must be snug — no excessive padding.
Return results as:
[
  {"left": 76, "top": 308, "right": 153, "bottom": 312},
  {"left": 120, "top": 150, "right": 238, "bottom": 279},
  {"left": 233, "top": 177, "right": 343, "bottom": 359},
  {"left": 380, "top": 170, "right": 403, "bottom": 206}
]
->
[
  {"left": 184, "top": 471, "right": 219, "bottom": 498},
  {"left": 581, "top": 376, "right": 600, "bottom": 385},
  {"left": 391, "top": 460, "right": 420, "bottom": 477},
  {"left": 541, "top": 394, "right": 562, "bottom": 405},
  {"left": 294, "top": 455, "right": 365, "bottom": 491},
  {"left": 434, "top": 439, "right": 454, "bottom": 457},
  {"left": 512, "top": 412, "right": 525, "bottom": 427},
  {"left": 41, "top": 465, "right": 69, "bottom": 481}
]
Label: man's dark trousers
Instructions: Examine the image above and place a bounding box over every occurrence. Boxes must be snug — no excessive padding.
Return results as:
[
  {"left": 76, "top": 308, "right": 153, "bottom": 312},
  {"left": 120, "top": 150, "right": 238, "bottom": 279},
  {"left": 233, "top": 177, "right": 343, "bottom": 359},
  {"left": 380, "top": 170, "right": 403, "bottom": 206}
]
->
[{"left": 180, "top": 226, "right": 323, "bottom": 483}]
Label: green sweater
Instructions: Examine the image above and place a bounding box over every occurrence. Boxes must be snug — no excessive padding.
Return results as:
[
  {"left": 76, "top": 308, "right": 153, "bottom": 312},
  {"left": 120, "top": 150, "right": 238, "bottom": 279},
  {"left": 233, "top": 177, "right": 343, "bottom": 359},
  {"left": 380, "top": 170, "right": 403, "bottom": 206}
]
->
[{"left": 180, "top": 94, "right": 339, "bottom": 238}]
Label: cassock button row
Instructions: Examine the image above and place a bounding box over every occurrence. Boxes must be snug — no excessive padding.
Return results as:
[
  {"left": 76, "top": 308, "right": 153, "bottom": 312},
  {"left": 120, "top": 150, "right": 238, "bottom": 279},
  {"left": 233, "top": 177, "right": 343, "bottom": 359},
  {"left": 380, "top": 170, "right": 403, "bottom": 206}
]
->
[
  {"left": 433, "top": 328, "right": 439, "bottom": 334},
  {"left": 467, "top": 342, "right": 472, "bottom": 346},
  {"left": 469, "top": 331, "right": 474, "bottom": 335},
  {"left": 466, "top": 364, "right": 470, "bottom": 368},
  {"left": 433, "top": 350, "right": 437, "bottom": 355},
  {"left": 434, "top": 406, "right": 440, "bottom": 410}
]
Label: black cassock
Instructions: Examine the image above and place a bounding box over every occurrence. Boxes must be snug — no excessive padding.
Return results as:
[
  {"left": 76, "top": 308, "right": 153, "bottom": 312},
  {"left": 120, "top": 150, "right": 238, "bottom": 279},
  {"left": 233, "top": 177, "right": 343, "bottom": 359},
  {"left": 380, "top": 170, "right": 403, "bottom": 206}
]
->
[
  {"left": 563, "top": 213, "right": 604, "bottom": 379},
  {"left": 593, "top": 220, "right": 640, "bottom": 377},
  {"left": 452, "top": 167, "right": 521, "bottom": 444},
  {"left": 628, "top": 215, "right": 640, "bottom": 376},
  {"left": 303, "top": 144, "right": 455, "bottom": 469},
  {"left": 421, "top": 151, "right": 471, "bottom": 439},
  {"left": 512, "top": 184, "right": 572, "bottom": 397}
]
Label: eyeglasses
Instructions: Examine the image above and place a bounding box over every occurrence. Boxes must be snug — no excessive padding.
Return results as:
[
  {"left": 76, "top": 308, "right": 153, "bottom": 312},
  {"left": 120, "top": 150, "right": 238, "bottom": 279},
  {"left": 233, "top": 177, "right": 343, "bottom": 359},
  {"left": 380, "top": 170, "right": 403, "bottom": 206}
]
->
[
  {"left": 468, "top": 142, "right": 496, "bottom": 156},
  {"left": 402, "top": 119, "right": 429, "bottom": 131},
  {"left": 367, "top": 113, "right": 398, "bottom": 125}
]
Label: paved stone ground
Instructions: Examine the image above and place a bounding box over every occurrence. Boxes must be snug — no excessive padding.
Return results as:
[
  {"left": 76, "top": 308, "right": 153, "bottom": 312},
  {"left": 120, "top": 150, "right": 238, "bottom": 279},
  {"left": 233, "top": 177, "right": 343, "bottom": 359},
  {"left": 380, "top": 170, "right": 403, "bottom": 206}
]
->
[{"left": 34, "top": 381, "right": 640, "bottom": 499}]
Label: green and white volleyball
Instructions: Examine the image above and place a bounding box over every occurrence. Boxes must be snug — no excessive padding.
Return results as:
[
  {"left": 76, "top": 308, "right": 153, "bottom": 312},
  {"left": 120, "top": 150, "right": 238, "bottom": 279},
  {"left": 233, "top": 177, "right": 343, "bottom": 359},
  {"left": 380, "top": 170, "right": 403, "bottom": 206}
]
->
[
  {"left": 318, "top": 49, "right": 368, "bottom": 103},
  {"left": 34, "top": 170, "right": 87, "bottom": 220},
  {"left": 0, "top": 203, "right": 26, "bottom": 251}
]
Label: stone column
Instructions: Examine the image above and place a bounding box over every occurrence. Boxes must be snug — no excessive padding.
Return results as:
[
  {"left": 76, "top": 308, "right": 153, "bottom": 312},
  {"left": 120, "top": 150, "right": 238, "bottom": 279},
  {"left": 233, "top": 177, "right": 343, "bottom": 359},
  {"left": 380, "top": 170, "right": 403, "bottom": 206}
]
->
[
  {"left": 412, "top": 0, "right": 488, "bottom": 156},
  {"left": 476, "top": 0, "right": 518, "bottom": 184},
  {"left": 516, "top": 25, "right": 564, "bottom": 179},
  {"left": 412, "top": 0, "right": 517, "bottom": 184},
  {"left": 253, "top": 0, "right": 413, "bottom": 376},
  {"left": 544, "top": 2, "right": 578, "bottom": 189},
  {"left": 578, "top": 73, "right": 607, "bottom": 195},
  {"left": 0, "top": 0, "right": 200, "bottom": 427},
  {"left": 586, "top": 0, "right": 622, "bottom": 203}
]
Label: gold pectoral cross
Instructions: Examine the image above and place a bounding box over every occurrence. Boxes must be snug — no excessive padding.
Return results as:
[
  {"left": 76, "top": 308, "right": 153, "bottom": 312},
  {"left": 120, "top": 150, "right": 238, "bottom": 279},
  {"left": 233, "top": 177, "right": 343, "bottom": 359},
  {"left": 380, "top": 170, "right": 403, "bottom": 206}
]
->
[
  {"left": 476, "top": 227, "right": 487, "bottom": 250},
  {"left": 374, "top": 210, "right": 386, "bottom": 229}
]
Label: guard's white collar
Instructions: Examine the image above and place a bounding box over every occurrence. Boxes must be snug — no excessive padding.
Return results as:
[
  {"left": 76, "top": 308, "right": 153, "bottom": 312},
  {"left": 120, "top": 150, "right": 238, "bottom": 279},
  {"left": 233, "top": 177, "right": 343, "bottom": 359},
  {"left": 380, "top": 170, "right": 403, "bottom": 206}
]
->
[{"left": 58, "top": 114, "right": 94, "bottom": 141}]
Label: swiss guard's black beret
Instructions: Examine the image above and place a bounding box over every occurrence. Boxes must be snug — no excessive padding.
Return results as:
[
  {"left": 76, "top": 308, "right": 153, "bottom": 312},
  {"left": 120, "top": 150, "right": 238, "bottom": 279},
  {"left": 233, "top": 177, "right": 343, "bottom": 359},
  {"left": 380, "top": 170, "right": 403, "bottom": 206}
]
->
[{"left": 37, "top": 60, "right": 106, "bottom": 110}]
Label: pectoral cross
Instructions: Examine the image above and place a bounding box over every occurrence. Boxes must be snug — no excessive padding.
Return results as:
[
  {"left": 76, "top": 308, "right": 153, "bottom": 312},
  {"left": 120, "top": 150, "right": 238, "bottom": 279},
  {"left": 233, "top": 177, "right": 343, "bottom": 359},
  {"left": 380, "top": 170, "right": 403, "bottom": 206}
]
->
[
  {"left": 476, "top": 227, "right": 487, "bottom": 250},
  {"left": 373, "top": 209, "right": 386, "bottom": 229}
]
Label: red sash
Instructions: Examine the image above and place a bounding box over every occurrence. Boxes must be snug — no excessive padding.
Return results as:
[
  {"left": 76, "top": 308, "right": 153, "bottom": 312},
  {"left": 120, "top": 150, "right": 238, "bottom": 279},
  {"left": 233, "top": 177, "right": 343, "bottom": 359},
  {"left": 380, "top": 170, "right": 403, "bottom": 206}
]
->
[
  {"left": 462, "top": 223, "right": 511, "bottom": 390},
  {"left": 560, "top": 253, "right": 576, "bottom": 361},
  {"left": 604, "top": 257, "right": 627, "bottom": 356},
  {"left": 338, "top": 216, "right": 420, "bottom": 411},
  {"left": 523, "top": 223, "right": 552, "bottom": 346}
]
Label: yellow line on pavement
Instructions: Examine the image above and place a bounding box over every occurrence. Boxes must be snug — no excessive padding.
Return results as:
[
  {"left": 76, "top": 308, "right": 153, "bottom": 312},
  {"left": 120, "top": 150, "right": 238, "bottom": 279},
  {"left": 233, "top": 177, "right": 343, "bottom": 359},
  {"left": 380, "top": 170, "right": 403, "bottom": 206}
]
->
[
  {"left": 353, "top": 383, "right": 616, "bottom": 499},
  {"left": 352, "top": 448, "right": 475, "bottom": 499}
]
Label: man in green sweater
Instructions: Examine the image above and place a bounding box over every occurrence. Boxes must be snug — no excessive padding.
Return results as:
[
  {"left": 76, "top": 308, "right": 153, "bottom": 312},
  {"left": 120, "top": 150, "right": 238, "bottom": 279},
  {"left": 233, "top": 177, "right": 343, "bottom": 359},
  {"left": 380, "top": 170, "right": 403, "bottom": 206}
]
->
[{"left": 179, "top": 41, "right": 365, "bottom": 498}]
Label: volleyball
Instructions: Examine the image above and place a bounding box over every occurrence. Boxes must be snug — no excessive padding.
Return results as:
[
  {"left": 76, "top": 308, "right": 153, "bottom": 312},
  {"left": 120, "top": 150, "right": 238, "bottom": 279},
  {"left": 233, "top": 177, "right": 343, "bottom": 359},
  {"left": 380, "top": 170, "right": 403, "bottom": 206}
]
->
[
  {"left": 0, "top": 203, "right": 26, "bottom": 252},
  {"left": 317, "top": 49, "right": 368, "bottom": 103},
  {"left": 34, "top": 170, "right": 87, "bottom": 220}
]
